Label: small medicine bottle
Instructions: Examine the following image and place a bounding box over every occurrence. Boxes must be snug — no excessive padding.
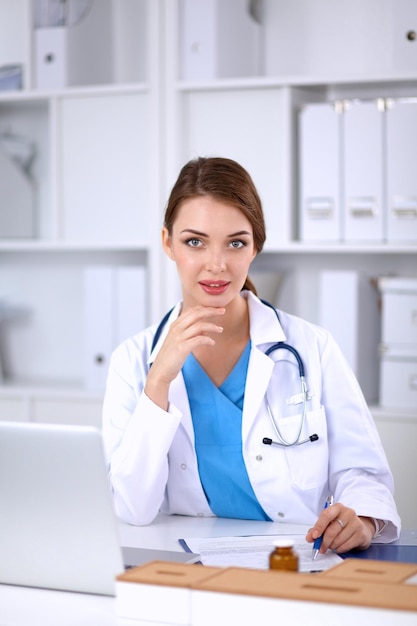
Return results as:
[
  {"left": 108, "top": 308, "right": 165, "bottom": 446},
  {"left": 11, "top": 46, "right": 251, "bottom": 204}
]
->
[{"left": 269, "top": 539, "right": 299, "bottom": 572}]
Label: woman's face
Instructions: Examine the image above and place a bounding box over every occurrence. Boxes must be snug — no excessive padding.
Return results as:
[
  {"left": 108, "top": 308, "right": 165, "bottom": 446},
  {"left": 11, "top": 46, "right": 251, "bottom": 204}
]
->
[{"left": 162, "top": 196, "right": 257, "bottom": 309}]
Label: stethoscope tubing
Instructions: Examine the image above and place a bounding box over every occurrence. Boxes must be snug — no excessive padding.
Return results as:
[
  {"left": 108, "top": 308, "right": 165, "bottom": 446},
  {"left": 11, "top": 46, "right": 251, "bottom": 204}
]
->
[{"left": 260, "top": 300, "right": 315, "bottom": 447}]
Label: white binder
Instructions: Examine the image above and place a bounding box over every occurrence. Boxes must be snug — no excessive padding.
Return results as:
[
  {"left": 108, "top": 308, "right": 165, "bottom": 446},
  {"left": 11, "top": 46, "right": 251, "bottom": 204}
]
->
[
  {"left": 34, "top": 2, "right": 112, "bottom": 89},
  {"left": 115, "top": 266, "right": 147, "bottom": 346},
  {"left": 83, "top": 266, "right": 147, "bottom": 391},
  {"left": 386, "top": 99, "right": 417, "bottom": 242},
  {"left": 319, "top": 270, "right": 379, "bottom": 404},
  {"left": 83, "top": 267, "right": 114, "bottom": 392},
  {"left": 299, "top": 102, "right": 342, "bottom": 241},
  {"left": 35, "top": 27, "right": 69, "bottom": 90},
  {"left": 343, "top": 100, "right": 384, "bottom": 242},
  {"left": 180, "top": 0, "right": 261, "bottom": 80}
]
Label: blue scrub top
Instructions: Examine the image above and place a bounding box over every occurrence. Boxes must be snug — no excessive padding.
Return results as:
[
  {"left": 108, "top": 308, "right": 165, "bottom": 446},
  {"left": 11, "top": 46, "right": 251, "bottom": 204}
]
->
[{"left": 182, "top": 341, "right": 271, "bottom": 521}]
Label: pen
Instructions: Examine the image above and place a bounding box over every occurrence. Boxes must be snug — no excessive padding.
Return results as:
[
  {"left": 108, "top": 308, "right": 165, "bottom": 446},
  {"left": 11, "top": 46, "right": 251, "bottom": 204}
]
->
[{"left": 312, "top": 495, "right": 333, "bottom": 560}]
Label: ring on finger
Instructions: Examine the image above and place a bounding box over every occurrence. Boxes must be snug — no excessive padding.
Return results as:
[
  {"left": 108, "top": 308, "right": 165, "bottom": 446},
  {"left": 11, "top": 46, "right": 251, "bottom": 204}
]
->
[{"left": 335, "top": 518, "right": 345, "bottom": 529}]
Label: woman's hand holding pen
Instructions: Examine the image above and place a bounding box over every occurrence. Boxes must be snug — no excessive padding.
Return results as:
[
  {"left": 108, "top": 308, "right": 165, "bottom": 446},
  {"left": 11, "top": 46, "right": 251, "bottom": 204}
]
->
[
  {"left": 145, "top": 306, "right": 225, "bottom": 410},
  {"left": 306, "top": 503, "right": 376, "bottom": 555}
]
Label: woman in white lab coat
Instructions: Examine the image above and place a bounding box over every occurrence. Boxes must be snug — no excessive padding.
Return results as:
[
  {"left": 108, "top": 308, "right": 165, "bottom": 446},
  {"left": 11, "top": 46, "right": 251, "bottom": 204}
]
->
[{"left": 102, "top": 157, "right": 400, "bottom": 554}]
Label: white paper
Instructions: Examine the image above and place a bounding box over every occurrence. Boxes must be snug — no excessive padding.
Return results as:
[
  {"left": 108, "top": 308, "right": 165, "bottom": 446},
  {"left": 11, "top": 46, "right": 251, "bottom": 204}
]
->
[{"left": 180, "top": 535, "right": 343, "bottom": 573}]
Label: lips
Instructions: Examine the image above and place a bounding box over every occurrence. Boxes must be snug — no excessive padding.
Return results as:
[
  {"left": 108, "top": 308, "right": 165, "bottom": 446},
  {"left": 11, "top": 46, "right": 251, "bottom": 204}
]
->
[{"left": 199, "top": 281, "right": 230, "bottom": 295}]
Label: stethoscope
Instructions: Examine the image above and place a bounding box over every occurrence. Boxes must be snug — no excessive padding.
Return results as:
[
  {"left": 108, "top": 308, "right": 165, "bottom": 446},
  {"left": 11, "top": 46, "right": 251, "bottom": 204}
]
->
[
  {"left": 260, "top": 300, "right": 319, "bottom": 448},
  {"left": 150, "top": 299, "right": 319, "bottom": 448}
]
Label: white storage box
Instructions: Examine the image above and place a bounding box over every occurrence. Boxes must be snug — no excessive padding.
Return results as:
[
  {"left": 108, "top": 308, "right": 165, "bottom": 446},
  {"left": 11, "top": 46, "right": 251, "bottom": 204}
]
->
[
  {"left": 378, "top": 277, "right": 417, "bottom": 410},
  {"left": 382, "top": 290, "right": 417, "bottom": 345},
  {"left": 378, "top": 278, "right": 417, "bottom": 345},
  {"left": 379, "top": 350, "right": 417, "bottom": 410}
]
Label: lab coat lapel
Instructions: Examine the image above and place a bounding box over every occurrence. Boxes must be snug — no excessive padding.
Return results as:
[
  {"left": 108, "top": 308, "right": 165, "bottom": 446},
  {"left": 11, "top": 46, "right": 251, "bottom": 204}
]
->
[
  {"left": 169, "top": 372, "right": 195, "bottom": 444},
  {"left": 241, "top": 292, "right": 286, "bottom": 442},
  {"left": 242, "top": 347, "right": 274, "bottom": 441}
]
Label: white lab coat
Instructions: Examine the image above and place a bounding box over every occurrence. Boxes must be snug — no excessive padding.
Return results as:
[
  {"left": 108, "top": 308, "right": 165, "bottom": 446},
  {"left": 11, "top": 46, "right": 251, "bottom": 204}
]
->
[{"left": 102, "top": 292, "right": 400, "bottom": 539}]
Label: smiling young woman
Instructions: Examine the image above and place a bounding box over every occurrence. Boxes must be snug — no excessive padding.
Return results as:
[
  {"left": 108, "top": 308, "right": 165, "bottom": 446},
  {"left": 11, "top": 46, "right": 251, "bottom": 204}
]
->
[
  {"left": 156, "top": 160, "right": 263, "bottom": 393},
  {"left": 162, "top": 195, "right": 257, "bottom": 311},
  {"left": 102, "top": 156, "right": 400, "bottom": 557}
]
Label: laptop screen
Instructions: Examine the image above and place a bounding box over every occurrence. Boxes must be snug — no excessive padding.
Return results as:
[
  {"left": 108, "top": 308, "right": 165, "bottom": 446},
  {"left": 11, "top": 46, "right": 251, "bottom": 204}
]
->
[{"left": 0, "top": 421, "right": 126, "bottom": 595}]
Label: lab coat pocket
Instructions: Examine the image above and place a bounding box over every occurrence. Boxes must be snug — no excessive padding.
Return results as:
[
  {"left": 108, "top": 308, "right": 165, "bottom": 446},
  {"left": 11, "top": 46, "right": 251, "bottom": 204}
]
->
[{"left": 283, "top": 406, "right": 328, "bottom": 490}]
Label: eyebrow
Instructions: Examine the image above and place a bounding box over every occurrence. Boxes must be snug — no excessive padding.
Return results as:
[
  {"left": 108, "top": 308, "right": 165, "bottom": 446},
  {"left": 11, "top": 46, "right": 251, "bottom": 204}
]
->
[{"left": 180, "top": 228, "right": 252, "bottom": 237}]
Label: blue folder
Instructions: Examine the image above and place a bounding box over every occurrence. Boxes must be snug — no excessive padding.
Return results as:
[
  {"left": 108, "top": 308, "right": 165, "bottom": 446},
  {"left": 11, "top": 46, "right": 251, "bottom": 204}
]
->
[{"left": 343, "top": 531, "right": 417, "bottom": 563}]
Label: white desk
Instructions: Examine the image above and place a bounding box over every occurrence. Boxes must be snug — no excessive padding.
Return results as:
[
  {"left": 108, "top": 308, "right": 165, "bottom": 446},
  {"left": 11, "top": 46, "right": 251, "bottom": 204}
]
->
[
  {"left": 1, "top": 515, "right": 416, "bottom": 626},
  {"left": 118, "top": 513, "right": 308, "bottom": 551},
  {"left": 0, "top": 516, "right": 307, "bottom": 626}
]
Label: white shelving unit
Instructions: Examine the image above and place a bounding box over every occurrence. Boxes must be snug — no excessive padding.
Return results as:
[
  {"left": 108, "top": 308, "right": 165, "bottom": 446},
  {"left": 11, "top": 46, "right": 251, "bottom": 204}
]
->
[
  {"left": 163, "top": 0, "right": 417, "bottom": 369},
  {"left": 161, "top": 0, "right": 417, "bottom": 526},
  {"left": 0, "top": 0, "right": 416, "bottom": 524},
  {"left": 0, "top": 0, "right": 163, "bottom": 424}
]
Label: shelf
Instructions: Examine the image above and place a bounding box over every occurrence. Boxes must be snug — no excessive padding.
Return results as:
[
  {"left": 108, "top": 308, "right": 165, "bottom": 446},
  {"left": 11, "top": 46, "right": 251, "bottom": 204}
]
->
[
  {"left": 0, "top": 382, "right": 104, "bottom": 427},
  {"left": 0, "top": 91, "right": 49, "bottom": 104},
  {"left": 0, "top": 381, "right": 102, "bottom": 401},
  {"left": 0, "top": 241, "right": 150, "bottom": 252},
  {"left": 0, "top": 83, "right": 148, "bottom": 103},
  {"left": 177, "top": 72, "right": 417, "bottom": 93},
  {"left": 370, "top": 406, "right": 417, "bottom": 422},
  {"left": 263, "top": 243, "right": 417, "bottom": 255}
]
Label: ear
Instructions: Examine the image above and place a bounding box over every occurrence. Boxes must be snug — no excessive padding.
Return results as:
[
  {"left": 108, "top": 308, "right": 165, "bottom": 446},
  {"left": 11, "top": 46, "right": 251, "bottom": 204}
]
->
[{"left": 161, "top": 227, "right": 175, "bottom": 260}]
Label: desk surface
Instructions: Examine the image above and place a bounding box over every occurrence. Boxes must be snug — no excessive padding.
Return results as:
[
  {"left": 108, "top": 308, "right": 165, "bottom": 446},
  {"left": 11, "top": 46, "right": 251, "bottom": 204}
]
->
[
  {"left": 1, "top": 515, "right": 416, "bottom": 626},
  {"left": 118, "top": 514, "right": 310, "bottom": 551}
]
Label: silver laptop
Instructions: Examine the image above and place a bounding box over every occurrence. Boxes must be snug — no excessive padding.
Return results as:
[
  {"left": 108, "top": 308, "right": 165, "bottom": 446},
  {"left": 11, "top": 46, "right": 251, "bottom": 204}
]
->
[{"left": 0, "top": 421, "right": 199, "bottom": 596}]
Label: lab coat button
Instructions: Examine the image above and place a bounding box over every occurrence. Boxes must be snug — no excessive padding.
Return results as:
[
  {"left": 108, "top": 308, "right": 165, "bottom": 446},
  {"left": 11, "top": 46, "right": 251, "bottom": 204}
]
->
[
  {"left": 180, "top": 463, "right": 187, "bottom": 470},
  {"left": 278, "top": 512, "right": 285, "bottom": 518},
  {"left": 197, "top": 512, "right": 204, "bottom": 517},
  {"left": 256, "top": 455, "right": 263, "bottom": 461}
]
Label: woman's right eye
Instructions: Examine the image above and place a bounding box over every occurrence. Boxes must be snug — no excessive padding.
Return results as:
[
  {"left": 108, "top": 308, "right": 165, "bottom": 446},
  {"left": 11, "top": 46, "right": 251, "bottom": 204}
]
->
[{"left": 185, "top": 238, "right": 202, "bottom": 247}]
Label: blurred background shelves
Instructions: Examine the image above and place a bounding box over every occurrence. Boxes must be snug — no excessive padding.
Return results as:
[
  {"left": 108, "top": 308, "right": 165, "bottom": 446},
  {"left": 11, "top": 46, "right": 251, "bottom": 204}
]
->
[{"left": 0, "top": 0, "right": 415, "bottom": 526}]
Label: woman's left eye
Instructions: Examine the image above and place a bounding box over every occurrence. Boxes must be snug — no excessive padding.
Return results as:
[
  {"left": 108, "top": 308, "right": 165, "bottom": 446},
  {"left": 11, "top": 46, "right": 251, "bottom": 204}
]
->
[{"left": 229, "top": 240, "right": 246, "bottom": 249}]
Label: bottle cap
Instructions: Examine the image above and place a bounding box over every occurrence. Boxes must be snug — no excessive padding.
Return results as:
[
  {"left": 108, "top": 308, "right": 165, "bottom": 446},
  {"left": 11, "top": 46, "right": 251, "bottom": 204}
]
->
[{"left": 272, "top": 539, "right": 295, "bottom": 548}]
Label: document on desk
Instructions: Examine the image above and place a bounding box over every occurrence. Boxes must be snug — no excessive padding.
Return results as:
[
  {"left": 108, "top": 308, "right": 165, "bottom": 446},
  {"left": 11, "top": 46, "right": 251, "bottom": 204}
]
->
[{"left": 179, "top": 535, "right": 343, "bottom": 572}]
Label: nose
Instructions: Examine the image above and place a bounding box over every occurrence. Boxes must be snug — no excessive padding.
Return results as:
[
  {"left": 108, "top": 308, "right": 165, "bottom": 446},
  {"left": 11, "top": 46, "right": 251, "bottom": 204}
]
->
[{"left": 205, "top": 248, "right": 226, "bottom": 273}]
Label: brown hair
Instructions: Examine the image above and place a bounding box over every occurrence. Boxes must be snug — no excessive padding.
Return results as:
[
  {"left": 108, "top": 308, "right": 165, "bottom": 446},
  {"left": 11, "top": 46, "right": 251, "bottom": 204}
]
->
[{"left": 164, "top": 157, "right": 266, "bottom": 294}]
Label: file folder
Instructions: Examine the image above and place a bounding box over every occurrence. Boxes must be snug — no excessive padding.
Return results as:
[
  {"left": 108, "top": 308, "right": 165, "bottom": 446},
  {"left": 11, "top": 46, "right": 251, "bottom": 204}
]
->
[
  {"left": 299, "top": 102, "right": 342, "bottom": 241},
  {"left": 83, "top": 266, "right": 146, "bottom": 391},
  {"left": 343, "top": 100, "right": 384, "bottom": 242},
  {"left": 319, "top": 270, "right": 379, "bottom": 404},
  {"left": 386, "top": 98, "right": 417, "bottom": 242}
]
